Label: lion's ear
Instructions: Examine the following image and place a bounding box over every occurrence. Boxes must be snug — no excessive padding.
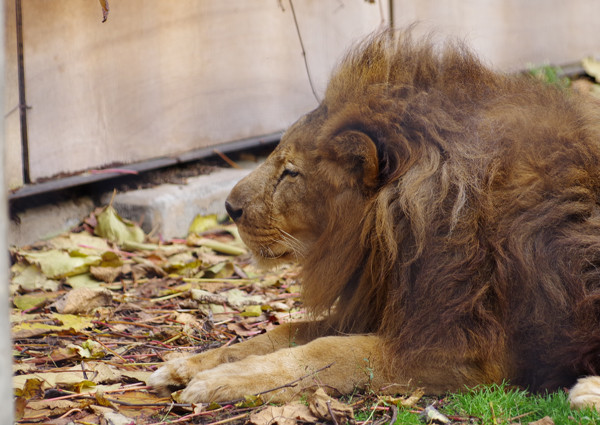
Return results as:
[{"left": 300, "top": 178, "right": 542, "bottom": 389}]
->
[{"left": 331, "top": 130, "right": 379, "bottom": 188}]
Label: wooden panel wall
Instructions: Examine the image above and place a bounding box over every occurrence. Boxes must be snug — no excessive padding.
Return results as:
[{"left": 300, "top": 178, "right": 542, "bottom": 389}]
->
[
  {"left": 7, "top": 1, "right": 388, "bottom": 184},
  {"left": 392, "top": 0, "right": 600, "bottom": 71}
]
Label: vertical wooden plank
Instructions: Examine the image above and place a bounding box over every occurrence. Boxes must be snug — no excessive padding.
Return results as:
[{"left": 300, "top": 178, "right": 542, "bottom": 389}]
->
[{"left": 4, "top": 0, "right": 23, "bottom": 189}]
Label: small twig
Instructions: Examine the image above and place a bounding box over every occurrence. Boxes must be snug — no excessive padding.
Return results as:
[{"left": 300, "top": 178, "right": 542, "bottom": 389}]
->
[
  {"left": 57, "top": 408, "right": 83, "bottom": 419},
  {"left": 327, "top": 400, "right": 340, "bottom": 425},
  {"left": 153, "top": 406, "right": 241, "bottom": 425},
  {"left": 388, "top": 404, "right": 398, "bottom": 425},
  {"left": 288, "top": 0, "right": 320, "bottom": 103},
  {"left": 508, "top": 411, "right": 535, "bottom": 422},
  {"left": 81, "top": 361, "right": 88, "bottom": 380},
  {"left": 213, "top": 149, "right": 241, "bottom": 169},
  {"left": 90, "top": 336, "right": 128, "bottom": 363},
  {"left": 204, "top": 413, "right": 248, "bottom": 425},
  {"left": 108, "top": 188, "right": 117, "bottom": 207},
  {"left": 95, "top": 320, "right": 159, "bottom": 330}
]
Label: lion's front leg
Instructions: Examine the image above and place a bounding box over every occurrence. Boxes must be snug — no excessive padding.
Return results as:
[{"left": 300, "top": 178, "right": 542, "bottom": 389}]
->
[
  {"left": 149, "top": 321, "right": 318, "bottom": 394},
  {"left": 176, "top": 334, "right": 387, "bottom": 404}
]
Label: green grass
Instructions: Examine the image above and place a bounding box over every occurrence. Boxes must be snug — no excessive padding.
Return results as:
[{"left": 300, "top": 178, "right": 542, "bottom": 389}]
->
[
  {"left": 354, "top": 382, "right": 600, "bottom": 424},
  {"left": 528, "top": 64, "right": 570, "bottom": 87},
  {"left": 444, "top": 383, "right": 599, "bottom": 425}
]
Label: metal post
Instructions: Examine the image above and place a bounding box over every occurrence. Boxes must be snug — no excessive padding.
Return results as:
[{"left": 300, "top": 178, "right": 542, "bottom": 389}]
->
[{"left": 0, "top": 0, "right": 15, "bottom": 423}]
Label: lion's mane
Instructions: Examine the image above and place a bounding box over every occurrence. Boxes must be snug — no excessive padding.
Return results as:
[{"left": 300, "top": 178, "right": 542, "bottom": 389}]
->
[{"left": 300, "top": 32, "right": 600, "bottom": 391}]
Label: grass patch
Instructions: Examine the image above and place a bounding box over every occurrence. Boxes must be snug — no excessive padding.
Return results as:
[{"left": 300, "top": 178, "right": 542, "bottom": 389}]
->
[
  {"left": 444, "top": 383, "right": 599, "bottom": 425},
  {"left": 353, "top": 382, "right": 600, "bottom": 424}
]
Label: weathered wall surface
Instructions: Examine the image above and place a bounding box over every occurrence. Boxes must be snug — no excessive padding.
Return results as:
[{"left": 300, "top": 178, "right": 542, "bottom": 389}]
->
[
  {"left": 5, "top": 1, "right": 388, "bottom": 187},
  {"left": 392, "top": 0, "right": 600, "bottom": 71},
  {"left": 5, "top": 1, "right": 600, "bottom": 191}
]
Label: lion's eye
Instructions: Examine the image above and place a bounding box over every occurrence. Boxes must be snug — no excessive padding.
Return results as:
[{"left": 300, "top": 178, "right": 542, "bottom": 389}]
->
[{"left": 282, "top": 169, "right": 300, "bottom": 178}]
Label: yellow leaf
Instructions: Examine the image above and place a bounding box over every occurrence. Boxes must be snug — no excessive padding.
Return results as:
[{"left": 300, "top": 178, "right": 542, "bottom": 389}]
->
[
  {"left": 204, "top": 261, "right": 235, "bottom": 279},
  {"left": 21, "top": 249, "right": 101, "bottom": 279},
  {"left": 188, "top": 214, "right": 219, "bottom": 234},
  {"left": 100, "top": 251, "right": 123, "bottom": 267},
  {"left": 187, "top": 234, "right": 246, "bottom": 256},
  {"left": 48, "top": 232, "right": 111, "bottom": 257},
  {"left": 66, "top": 273, "right": 102, "bottom": 289},
  {"left": 11, "top": 265, "right": 59, "bottom": 292},
  {"left": 236, "top": 394, "right": 263, "bottom": 408},
  {"left": 12, "top": 313, "right": 94, "bottom": 338},
  {"left": 13, "top": 294, "right": 53, "bottom": 311},
  {"left": 583, "top": 57, "right": 600, "bottom": 83},
  {"left": 240, "top": 305, "right": 263, "bottom": 317},
  {"left": 94, "top": 205, "right": 145, "bottom": 246}
]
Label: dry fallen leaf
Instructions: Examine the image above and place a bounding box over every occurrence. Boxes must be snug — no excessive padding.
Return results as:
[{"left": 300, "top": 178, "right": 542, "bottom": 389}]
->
[
  {"left": 11, "top": 265, "right": 59, "bottom": 293},
  {"left": 20, "top": 249, "right": 102, "bottom": 279},
  {"left": 309, "top": 388, "right": 354, "bottom": 424},
  {"left": 249, "top": 402, "right": 319, "bottom": 425},
  {"left": 95, "top": 205, "right": 145, "bottom": 245},
  {"left": 9, "top": 208, "right": 317, "bottom": 424},
  {"left": 51, "top": 287, "right": 113, "bottom": 314},
  {"left": 529, "top": 417, "right": 555, "bottom": 425},
  {"left": 189, "top": 214, "right": 220, "bottom": 234},
  {"left": 583, "top": 57, "right": 600, "bottom": 83},
  {"left": 380, "top": 387, "right": 425, "bottom": 407}
]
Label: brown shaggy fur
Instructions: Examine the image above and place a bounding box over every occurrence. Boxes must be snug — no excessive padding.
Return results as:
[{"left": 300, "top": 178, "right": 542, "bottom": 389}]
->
[
  {"left": 288, "top": 32, "right": 600, "bottom": 392},
  {"left": 151, "top": 31, "right": 600, "bottom": 401}
]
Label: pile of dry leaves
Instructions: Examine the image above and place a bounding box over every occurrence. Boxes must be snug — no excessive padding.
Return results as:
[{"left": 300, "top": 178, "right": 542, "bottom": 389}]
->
[{"left": 10, "top": 205, "right": 430, "bottom": 424}]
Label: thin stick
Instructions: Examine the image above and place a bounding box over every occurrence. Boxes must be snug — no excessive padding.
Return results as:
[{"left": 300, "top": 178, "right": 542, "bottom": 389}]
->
[
  {"left": 388, "top": 404, "right": 398, "bottom": 425},
  {"left": 327, "top": 400, "right": 340, "bottom": 425},
  {"left": 204, "top": 413, "right": 248, "bottom": 425},
  {"left": 213, "top": 149, "right": 241, "bottom": 169},
  {"left": 289, "top": 0, "right": 320, "bottom": 102}
]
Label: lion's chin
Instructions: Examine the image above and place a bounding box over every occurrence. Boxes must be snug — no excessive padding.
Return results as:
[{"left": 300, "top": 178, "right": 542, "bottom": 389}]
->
[{"left": 252, "top": 249, "right": 296, "bottom": 268}]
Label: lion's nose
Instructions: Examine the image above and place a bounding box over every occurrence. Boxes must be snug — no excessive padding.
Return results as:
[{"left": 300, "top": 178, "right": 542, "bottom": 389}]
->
[{"left": 225, "top": 200, "right": 243, "bottom": 222}]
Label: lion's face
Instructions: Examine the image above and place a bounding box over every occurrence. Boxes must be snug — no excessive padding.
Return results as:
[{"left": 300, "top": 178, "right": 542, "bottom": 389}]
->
[{"left": 225, "top": 107, "right": 380, "bottom": 265}]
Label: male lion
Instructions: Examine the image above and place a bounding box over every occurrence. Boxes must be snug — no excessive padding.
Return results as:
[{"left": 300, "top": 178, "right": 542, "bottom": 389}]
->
[{"left": 150, "top": 31, "right": 600, "bottom": 408}]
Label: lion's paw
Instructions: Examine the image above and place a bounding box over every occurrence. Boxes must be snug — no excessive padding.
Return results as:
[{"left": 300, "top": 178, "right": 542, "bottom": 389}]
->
[
  {"left": 179, "top": 376, "right": 223, "bottom": 403},
  {"left": 148, "top": 357, "right": 195, "bottom": 394},
  {"left": 569, "top": 376, "right": 600, "bottom": 410}
]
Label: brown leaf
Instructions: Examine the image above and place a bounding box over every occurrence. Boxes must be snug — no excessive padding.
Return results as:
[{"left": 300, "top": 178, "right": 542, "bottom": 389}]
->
[
  {"left": 529, "top": 417, "right": 555, "bottom": 425},
  {"left": 90, "top": 265, "right": 123, "bottom": 283},
  {"left": 309, "top": 388, "right": 354, "bottom": 424},
  {"left": 249, "top": 402, "right": 319, "bottom": 425},
  {"left": 22, "top": 399, "right": 83, "bottom": 421},
  {"left": 380, "top": 387, "right": 425, "bottom": 407},
  {"left": 131, "top": 262, "right": 166, "bottom": 281},
  {"left": 16, "top": 378, "right": 45, "bottom": 399},
  {"left": 51, "top": 287, "right": 113, "bottom": 314}
]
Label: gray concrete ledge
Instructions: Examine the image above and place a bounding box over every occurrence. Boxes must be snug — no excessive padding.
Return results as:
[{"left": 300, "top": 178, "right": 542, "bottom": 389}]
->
[
  {"left": 9, "top": 167, "right": 253, "bottom": 246},
  {"left": 101, "top": 168, "right": 251, "bottom": 240}
]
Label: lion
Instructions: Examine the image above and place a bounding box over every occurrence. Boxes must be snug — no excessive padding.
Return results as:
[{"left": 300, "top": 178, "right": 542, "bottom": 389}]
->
[{"left": 149, "top": 31, "right": 600, "bottom": 409}]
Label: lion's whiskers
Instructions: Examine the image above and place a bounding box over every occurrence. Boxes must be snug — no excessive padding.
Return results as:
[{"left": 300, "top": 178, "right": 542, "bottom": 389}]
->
[{"left": 277, "top": 229, "right": 306, "bottom": 259}]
